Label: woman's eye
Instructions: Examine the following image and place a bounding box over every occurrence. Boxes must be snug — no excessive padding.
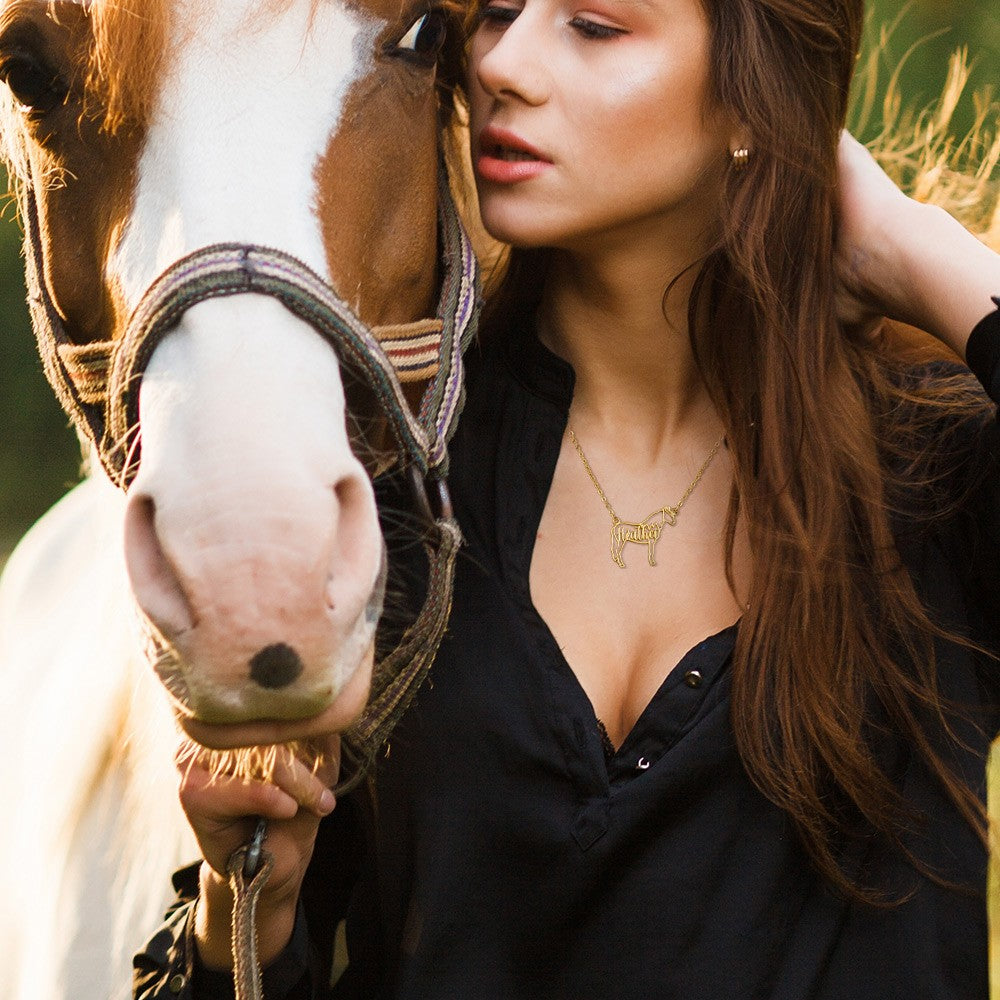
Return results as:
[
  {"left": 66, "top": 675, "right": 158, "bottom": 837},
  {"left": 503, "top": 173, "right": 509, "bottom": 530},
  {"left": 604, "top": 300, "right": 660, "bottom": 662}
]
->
[
  {"left": 394, "top": 10, "right": 449, "bottom": 65},
  {"left": 568, "top": 16, "right": 627, "bottom": 39},
  {"left": 0, "top": 52, "right": 68, "bottom": 114}
]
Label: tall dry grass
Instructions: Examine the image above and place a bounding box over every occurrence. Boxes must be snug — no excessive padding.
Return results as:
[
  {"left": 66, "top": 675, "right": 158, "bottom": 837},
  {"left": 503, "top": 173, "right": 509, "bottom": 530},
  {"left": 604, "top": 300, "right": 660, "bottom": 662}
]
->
[{"left": 857, "top": 43, "right": 1000, "bottom": 249}]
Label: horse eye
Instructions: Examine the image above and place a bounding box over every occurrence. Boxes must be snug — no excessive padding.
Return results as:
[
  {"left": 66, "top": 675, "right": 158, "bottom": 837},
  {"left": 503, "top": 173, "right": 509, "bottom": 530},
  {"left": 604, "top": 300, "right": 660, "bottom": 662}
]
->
[
  {"left": 0, "top": 53, "right": 68, "bottom": 114},
  {"left": 394, "top": 10, "right": 448, "bottom": 65}
]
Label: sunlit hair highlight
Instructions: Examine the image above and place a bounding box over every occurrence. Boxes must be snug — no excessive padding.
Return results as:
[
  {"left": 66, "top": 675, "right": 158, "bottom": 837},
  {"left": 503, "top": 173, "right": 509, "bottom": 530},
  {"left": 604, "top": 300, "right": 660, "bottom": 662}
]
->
[{"left": 82, "top": 0, "right": 472, "bottom": 133}]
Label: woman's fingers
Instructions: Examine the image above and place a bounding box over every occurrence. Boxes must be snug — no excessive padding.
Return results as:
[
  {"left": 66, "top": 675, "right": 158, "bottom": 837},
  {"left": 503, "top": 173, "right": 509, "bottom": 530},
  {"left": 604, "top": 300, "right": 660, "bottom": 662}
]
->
[
  {"left": 175, "top": 734, "right": 341, "bottom": 885},
  {"left": 181, "top": 758, "right": 298, "bottom": 821},
  {"left": 175, "top": 734, "right": 340, "bottom": 829},
  {"left": 172, "top": 734, "right": 344, "bottom": 969},
  {"left": 263, "top": 737, "right": 340, "bottom": 817}
]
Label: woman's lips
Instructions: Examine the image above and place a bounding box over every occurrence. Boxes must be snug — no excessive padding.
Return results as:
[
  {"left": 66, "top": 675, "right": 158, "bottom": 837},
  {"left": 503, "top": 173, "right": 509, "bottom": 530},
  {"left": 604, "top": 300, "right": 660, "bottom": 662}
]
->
[{"left": 476, "top": 126, "right": 552, "bottom": 183}]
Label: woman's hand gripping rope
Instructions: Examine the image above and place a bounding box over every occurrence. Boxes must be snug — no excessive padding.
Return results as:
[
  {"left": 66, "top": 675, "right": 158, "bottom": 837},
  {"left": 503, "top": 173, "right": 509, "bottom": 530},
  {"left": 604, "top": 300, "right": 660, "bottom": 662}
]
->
[{"left": 174, "top": 734, "right": 340, "bottom": 978}]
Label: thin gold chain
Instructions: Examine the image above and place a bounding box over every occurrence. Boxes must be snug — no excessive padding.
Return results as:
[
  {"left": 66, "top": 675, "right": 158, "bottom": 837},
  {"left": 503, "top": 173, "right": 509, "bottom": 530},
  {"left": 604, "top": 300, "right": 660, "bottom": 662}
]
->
[{"left": 568, "top": 428, "right": 725, "bottom": 525}]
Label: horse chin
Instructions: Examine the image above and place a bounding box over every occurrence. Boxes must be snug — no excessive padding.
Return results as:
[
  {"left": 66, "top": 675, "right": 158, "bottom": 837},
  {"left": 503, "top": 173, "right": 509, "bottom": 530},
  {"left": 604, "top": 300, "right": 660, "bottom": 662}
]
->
[
  {"left": 174, "top": 644, "right": 375, "bottom": 750},
  {"left": 186, "top": 685, "right": 346, "bottom": 725},
  {"left": 156, "top": 628, "right": 378, "bottom": 749}
]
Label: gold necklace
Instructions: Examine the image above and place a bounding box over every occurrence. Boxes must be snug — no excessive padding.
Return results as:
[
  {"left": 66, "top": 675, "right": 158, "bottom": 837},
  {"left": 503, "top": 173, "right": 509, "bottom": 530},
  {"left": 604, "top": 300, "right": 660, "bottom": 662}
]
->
[{"left": 568, "top": 428, "right": 725, "bottom": 569}]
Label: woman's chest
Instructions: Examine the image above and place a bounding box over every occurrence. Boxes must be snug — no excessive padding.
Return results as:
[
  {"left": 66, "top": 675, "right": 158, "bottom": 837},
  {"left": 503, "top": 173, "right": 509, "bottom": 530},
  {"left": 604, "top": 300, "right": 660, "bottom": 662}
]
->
[{"left": 527, "top": 443, "right": 748, "bottom": 747}]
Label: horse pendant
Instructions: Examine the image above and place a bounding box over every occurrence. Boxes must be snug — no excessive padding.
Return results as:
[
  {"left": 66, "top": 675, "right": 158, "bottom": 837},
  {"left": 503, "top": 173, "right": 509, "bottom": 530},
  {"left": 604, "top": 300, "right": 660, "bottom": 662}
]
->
[{"left": 610, "top": 506, "right": 679, "bottom": 569}]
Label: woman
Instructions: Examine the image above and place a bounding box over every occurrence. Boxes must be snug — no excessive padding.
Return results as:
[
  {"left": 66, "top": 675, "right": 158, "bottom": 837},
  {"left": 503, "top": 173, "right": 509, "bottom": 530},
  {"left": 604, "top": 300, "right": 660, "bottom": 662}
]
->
[{"left": 135, "top": 0, "right": 1000, "bottom": 995}]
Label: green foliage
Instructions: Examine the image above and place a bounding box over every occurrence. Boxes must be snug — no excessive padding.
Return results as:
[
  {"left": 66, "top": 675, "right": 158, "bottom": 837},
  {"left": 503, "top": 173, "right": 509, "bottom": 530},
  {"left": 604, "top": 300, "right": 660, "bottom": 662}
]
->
[{"left": 863, "top": 0, "right": 999, "bottom": 144}]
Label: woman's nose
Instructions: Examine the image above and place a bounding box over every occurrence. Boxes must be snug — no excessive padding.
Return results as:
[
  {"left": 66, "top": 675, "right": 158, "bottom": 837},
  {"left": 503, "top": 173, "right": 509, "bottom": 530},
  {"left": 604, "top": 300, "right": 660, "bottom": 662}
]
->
[{"left": 473, "top": 15, "right": 548, "bottom": 105}]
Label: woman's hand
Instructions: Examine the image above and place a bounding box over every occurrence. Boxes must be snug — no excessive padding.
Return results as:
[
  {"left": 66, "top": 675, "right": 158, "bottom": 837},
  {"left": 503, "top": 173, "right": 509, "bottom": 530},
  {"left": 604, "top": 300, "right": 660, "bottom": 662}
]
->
[
  {"left": 175, "top": 733, "right": 341, "bottom": 970},
  {"left": 833, "top": 130, "right": 1000, "bottom": 358}
]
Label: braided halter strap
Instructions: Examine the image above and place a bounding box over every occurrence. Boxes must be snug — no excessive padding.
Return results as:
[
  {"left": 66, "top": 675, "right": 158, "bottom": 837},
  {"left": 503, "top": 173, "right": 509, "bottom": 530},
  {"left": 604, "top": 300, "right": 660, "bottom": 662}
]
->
[
  {"left": 26, "top": 169, "right": 477, "bottom": 486},
  {"left": 108, "top": 202, "right": 474, "bottom": 487}
]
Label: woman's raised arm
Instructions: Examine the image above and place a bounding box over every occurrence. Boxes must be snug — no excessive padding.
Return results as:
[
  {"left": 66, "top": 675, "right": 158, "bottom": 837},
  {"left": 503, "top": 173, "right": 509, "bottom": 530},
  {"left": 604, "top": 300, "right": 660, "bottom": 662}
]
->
[{"left": 834, "top": 130, "right": 1000, "bottom": 357}]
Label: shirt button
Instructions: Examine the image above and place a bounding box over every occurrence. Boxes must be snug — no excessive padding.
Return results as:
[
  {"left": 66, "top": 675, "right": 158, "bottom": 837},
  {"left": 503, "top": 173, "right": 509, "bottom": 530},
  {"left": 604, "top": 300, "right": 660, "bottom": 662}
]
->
[
  {"left": 168, "top": 974, "right": 187, "bottom": 994},
  {"left": 684, "top": 669, "right": 703, "bottom": 689}
]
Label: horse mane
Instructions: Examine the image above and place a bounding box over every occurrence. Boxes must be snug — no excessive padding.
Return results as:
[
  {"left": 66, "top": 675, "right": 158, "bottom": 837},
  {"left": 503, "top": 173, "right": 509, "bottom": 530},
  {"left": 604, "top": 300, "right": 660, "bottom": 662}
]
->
[
  {"left": 85, "top": 0, "right": 501, "bottom": 281},
  {"left": 1, "top": 0, "right": 341, "bottom": 150},
  {"left": 89, "top": 0, "right": 482, "bottom": 134},
  {"left": 0, "top": 0, "right": 474, "bottom": 175}
]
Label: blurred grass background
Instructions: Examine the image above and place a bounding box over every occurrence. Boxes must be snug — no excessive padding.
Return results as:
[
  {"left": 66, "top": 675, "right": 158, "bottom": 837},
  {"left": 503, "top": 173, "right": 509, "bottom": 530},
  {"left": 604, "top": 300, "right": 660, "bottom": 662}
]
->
[
  {"left": 0, "top": 1, "right": 997, "bottom": 987},
  {"left": 0, "top": 194, "right": 81, "bottom": 558}
]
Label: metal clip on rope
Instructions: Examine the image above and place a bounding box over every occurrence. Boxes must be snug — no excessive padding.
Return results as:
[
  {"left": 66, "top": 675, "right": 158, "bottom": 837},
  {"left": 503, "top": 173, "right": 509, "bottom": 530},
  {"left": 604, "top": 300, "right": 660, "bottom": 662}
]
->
[
  {"left": 226, "top": 818, "right": 273, "bottom": 1000},
  {"left": 243, "top": 818, "right": 267, "bottom": 879}
]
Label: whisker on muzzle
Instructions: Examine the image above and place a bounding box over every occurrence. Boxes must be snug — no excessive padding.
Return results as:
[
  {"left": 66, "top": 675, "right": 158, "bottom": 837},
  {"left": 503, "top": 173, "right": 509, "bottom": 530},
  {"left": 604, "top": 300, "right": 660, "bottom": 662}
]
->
[{"left": 177, "top": 737, "right": 329, "bottom": 785}]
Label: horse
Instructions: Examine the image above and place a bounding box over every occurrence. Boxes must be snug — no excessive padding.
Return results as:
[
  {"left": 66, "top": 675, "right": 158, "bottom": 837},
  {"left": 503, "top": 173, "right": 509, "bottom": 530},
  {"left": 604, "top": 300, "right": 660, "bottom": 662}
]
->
[{"left": 0, "top": 1, "right": 480, "bottom": 997}]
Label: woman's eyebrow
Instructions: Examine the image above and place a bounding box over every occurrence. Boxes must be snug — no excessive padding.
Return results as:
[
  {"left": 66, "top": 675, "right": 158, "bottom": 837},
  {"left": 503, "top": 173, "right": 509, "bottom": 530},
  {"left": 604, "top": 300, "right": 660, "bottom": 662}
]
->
[{"left": 606, "top": 0, "right": 658, "bottom": 12}]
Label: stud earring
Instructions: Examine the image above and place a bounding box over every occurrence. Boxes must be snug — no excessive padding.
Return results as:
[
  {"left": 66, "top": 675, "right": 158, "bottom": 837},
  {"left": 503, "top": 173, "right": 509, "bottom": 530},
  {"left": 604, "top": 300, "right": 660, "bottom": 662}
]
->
[{"left": 732, "top": 147, "right": 751, "bottom": 169}]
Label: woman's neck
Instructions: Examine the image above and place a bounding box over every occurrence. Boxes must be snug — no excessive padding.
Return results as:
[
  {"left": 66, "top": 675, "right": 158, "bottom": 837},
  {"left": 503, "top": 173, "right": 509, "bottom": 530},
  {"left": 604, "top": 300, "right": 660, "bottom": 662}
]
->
[{"left": 539, "top": 243, "right": 714, "bottom": 445}]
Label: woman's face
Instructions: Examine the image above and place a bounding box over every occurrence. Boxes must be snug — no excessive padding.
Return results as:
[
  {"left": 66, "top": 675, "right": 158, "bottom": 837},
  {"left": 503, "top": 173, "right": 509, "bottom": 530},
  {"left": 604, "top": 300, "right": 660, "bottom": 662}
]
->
[{"left": 467, "top": 0, "right": 735, "bottom": 255}]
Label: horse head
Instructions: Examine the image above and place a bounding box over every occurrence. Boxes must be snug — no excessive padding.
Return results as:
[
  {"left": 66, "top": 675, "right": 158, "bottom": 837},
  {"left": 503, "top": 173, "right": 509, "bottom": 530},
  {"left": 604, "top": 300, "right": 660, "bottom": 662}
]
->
[{"left": 0, "top": 0, "right": 477, "bottom": 763}]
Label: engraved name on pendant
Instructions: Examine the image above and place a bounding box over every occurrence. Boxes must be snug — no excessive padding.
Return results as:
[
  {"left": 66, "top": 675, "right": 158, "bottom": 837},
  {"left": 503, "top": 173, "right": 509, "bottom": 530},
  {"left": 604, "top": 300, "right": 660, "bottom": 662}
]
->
[{"left": 610, "top": 506, "right": 679, "bottom": 568}]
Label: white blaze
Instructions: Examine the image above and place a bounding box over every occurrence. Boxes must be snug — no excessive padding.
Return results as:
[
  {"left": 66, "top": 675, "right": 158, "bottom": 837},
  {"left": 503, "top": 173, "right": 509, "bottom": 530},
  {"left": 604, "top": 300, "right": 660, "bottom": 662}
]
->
[
  {"left": 112, "top": 0, "right": 379, "bottom": 303},
  {"left": 111, "top": 0, "right": 390, "bottom": 723}
]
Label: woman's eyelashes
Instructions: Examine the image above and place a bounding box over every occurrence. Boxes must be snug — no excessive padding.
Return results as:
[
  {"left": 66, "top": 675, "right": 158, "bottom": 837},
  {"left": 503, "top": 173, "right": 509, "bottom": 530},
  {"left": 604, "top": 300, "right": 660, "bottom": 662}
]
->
[
  {"left": 478, "top": 2, "right": 520, "bottom": 26},
  {"left": 568, "top": 15, "right": 628, "bottom": 38}
]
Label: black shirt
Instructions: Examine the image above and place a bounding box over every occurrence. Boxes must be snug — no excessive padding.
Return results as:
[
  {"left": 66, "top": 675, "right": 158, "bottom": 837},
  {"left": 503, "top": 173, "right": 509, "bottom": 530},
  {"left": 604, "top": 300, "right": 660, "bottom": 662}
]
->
[{"left": 136, "top": 304, "right": 1000, "bottom": 1000}]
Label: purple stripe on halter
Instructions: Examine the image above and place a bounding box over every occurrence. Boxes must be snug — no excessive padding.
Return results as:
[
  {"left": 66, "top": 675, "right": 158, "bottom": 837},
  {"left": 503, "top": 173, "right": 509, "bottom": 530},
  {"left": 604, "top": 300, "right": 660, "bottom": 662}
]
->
[{"left": 427, "top": 231, "right": 478, "bottom": 466}]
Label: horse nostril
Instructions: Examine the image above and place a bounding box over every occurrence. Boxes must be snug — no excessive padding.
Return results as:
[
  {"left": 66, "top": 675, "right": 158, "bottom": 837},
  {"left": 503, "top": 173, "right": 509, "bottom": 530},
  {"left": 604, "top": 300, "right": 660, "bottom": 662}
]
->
[{"left": 249, "top": 642, "right": 304, "bottom": 689}]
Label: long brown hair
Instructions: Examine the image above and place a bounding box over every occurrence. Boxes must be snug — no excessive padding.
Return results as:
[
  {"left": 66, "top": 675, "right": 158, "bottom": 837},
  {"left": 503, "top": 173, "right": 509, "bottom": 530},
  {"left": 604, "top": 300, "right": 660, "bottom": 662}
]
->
[{"left": 478, "top": 0, "right": 997, "bottom": 901}]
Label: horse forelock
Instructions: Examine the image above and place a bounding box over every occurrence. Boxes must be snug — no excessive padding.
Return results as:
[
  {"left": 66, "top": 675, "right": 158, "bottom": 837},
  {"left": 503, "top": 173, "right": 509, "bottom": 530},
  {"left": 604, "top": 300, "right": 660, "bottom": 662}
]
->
[
  {"left": 0, "top": 0, "right": 163, "bottom": 178},
  {"left": 0, "top": 0, "right": 473, "bottom": 178}
]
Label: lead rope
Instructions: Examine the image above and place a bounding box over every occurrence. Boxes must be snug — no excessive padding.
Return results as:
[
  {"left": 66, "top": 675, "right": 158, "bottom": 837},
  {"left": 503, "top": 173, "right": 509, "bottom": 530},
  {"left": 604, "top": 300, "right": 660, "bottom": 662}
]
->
[
  {"left": 219, "top": 508, "right": 460, "bottom": 999},
  {"left": 226, "top": 819, "right": 272, "bottom": 1000}
]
